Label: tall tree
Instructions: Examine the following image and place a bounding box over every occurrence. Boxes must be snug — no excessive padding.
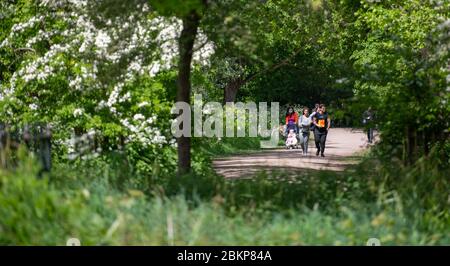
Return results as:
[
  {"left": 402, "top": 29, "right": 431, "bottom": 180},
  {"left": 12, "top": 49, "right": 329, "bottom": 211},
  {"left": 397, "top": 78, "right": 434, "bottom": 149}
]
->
[
  {"left": 202, "top": 0, "right": 332, "bottom": 103},
  {"left": 152, "top": 0, "right": 207, "bottom": 174},
  {"left": 176, "top": 11, "right": 201, "bottom": 174}
]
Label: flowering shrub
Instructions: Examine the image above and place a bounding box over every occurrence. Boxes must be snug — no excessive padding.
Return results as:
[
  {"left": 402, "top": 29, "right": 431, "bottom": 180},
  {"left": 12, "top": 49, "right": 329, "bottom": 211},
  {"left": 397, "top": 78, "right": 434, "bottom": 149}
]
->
[{"left": 0, "top": 0, "right": 214, "bottom": 172}]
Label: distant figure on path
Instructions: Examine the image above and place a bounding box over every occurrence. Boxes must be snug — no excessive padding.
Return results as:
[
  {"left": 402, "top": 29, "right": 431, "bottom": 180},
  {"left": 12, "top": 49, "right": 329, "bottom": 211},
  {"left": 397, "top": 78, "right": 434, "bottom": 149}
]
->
[
  {"left": 313, "top": 104, "right": 331, "bottom": 157},
  {"left": 362, "top": 107, "right": 375, "bottom": 143}
]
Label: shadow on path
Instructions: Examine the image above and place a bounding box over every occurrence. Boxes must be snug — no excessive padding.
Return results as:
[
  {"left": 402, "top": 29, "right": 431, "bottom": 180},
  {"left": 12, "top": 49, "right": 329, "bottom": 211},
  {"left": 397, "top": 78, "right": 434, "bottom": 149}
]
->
[{"left": 213, "top": 128, "right": 377, "bottom": 179}]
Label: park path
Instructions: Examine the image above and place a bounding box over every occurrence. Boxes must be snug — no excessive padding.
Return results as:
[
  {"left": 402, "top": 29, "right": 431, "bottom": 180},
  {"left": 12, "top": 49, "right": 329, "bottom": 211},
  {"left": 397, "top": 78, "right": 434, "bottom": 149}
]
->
[{"left": 213, "top": 128, "right": 375, "bottom": 179}]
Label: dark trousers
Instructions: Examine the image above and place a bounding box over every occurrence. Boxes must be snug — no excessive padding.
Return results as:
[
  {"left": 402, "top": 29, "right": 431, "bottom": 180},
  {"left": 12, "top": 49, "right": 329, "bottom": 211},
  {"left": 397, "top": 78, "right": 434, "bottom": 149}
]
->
[
  {"left": 367, "top": 128, "right": 374, "bottom": 143},
  {"left": 314, "top": 130, "right": 327, "bottom": 154},
  {"left": 285, "top": 124, "right": 298, "bottom": 135}
]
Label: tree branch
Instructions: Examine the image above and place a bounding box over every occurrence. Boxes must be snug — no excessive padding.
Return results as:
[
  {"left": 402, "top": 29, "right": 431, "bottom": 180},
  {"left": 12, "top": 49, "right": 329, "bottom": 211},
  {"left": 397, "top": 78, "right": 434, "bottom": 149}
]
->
[
  {"left": 243, "top": 46, "right": 303, "bottom": 84},
  {"left": 14, "top": 47, "right": 36, "bottom": 53}
]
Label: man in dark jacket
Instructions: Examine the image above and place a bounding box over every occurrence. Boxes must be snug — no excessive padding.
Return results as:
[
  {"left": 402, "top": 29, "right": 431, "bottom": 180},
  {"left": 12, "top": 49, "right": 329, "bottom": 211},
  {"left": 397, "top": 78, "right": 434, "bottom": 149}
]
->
[
  {"left": 312, "top": 104, "right": 331, "bottom": 157},
  {"left": 362, "top": 107, "right": 375, "bottom": 143}
]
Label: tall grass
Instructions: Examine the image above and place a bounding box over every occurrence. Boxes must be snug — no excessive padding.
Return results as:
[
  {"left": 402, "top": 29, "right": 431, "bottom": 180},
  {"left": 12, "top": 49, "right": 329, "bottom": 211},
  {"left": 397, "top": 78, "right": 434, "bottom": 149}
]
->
[{"left": 0, "top": 146, "right": 448, "bottom": 245}]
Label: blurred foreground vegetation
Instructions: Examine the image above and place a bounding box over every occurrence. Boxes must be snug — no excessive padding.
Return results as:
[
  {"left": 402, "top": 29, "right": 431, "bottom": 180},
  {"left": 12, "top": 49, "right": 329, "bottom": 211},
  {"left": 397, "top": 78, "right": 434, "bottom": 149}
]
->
[{"left": 0, "top": 142, "right": 448, "bottom": 245}]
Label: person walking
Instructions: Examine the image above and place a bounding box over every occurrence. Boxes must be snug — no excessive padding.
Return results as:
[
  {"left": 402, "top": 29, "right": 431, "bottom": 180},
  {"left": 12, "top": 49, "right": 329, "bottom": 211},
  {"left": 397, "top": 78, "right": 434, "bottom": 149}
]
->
[
  {"left": 312, "top": 103, "right": 320, "bottom": 113},
  {"left": 310, "top": 103, "right": 320, "bottom": 132},
  {"left": 312, "top": 104, "right": 331, "bottom": 157},
  {"left": 285, "top": 106, "right": 299, "bottom": 136},
  {"left": 362, "top": 107, "right": 375, "bottom": 143},
  {"left": 298, "top": 107, "right": 316, "bottom": 156}
]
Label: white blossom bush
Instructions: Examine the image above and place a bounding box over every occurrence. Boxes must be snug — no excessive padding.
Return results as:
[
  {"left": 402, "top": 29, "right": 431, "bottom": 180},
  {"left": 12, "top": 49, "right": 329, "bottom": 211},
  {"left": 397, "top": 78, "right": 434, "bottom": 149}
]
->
[{"left": 0, "top": 0, "right": 214, "bottom": 169}]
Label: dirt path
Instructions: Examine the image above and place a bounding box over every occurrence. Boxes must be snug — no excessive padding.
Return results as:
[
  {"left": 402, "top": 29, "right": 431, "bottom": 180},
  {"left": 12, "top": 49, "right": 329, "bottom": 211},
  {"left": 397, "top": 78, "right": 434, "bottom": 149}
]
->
[{"left": 213, "top": 128, "right": 375, "bottom": 179}]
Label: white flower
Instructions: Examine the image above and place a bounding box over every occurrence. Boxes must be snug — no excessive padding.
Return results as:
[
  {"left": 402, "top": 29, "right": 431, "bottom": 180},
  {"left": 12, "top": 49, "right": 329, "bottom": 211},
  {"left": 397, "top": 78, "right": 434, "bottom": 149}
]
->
[
  {"left": 73, "top": 108, "right": 84, "bottom": 117},
  {"left": 87, "top": 129, "right": 96, "bottom": 137},
  {"left": 149, "top": 62, "right": 161, "bottom": 77},
  {"left": 138, "top": 101, "right": 149, "bottom": 108},
  {"left": 95, "top": 30, "right": 111, "bottom": 51},
  {"left": 29, "top": 103, "right": 38, "bottom": 110},
  {"left": 119, "top": 91, "right": 131, "bottom": 103},
  {"left": 133, "top": 113, "right": 145, "bottom": 120}
]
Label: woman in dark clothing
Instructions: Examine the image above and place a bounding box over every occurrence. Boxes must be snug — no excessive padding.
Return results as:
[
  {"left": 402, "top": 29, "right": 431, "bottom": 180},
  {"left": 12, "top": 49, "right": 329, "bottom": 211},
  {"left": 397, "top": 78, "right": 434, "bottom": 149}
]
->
[
  {"left": 285, "top": 106, "right": 299, "bottom": 136},
  {"left": 312, "top": 104, "right": 331, "bottom": 157}
]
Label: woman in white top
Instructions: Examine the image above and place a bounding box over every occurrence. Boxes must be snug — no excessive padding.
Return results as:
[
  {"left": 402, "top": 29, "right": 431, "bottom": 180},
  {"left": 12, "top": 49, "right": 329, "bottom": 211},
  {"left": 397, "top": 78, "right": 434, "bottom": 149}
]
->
[{"left": 298, "top": 107, "right": 316, "bottom": 156}]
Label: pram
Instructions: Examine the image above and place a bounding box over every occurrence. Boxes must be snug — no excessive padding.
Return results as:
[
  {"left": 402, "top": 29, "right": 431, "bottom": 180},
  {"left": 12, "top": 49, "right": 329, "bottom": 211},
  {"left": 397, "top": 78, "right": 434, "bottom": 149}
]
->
[{"left": 285, "top": 125, "right": 299, "bottom": 149}]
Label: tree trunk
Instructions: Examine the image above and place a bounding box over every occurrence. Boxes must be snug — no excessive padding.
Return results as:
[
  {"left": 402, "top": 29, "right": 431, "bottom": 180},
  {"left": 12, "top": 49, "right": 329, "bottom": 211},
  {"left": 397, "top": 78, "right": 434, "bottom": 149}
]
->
[
  {"left": 405, "top": 125, "right": 417, "bottom": 165},
  {"left": 221, "top": 47, "right": 303, "bottom": 103},
  {"left": 176, "top": 11, "right": 200, "bottom": 175},
  {"left": 223, "top": 78, "right": 244, "bottom": 104}
]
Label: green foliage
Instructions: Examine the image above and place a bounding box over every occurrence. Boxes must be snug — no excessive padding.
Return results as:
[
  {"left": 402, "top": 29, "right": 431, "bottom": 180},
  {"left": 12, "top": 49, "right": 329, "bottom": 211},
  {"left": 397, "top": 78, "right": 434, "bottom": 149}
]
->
[
  {"left": 1, "top": 0, "right": 449, "bottom": 246},
  {"left": 197, "top": 137, "right": 261, "bottom": 157},
  {"left": 150, "top": 0, "right": 206, "bottom": 17},
  {"left": 351, "top": 0, "right": 450, "bottom": 162},
  {"left": 0, "top": 153, "right": 108, "bottom": 245},
  {"left": 1, "top": 148, "right": 448, "bottom": 245}
]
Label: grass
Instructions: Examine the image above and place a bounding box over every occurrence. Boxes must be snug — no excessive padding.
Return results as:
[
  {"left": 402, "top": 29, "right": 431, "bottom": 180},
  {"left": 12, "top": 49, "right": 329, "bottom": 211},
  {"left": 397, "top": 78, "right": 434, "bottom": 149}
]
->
[
  {"left": 197, "top": 136, "right": 263, "bottom": 157},
  {"left": 0, "top": 145, "right": 448, "bottom": 245}
]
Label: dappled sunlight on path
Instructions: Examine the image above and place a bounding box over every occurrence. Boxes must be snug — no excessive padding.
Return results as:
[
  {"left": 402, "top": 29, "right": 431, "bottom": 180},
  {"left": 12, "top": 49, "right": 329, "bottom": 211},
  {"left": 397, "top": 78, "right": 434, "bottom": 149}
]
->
[{"left": 213, "top": 128, "right": 378, "bottom": 178}]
